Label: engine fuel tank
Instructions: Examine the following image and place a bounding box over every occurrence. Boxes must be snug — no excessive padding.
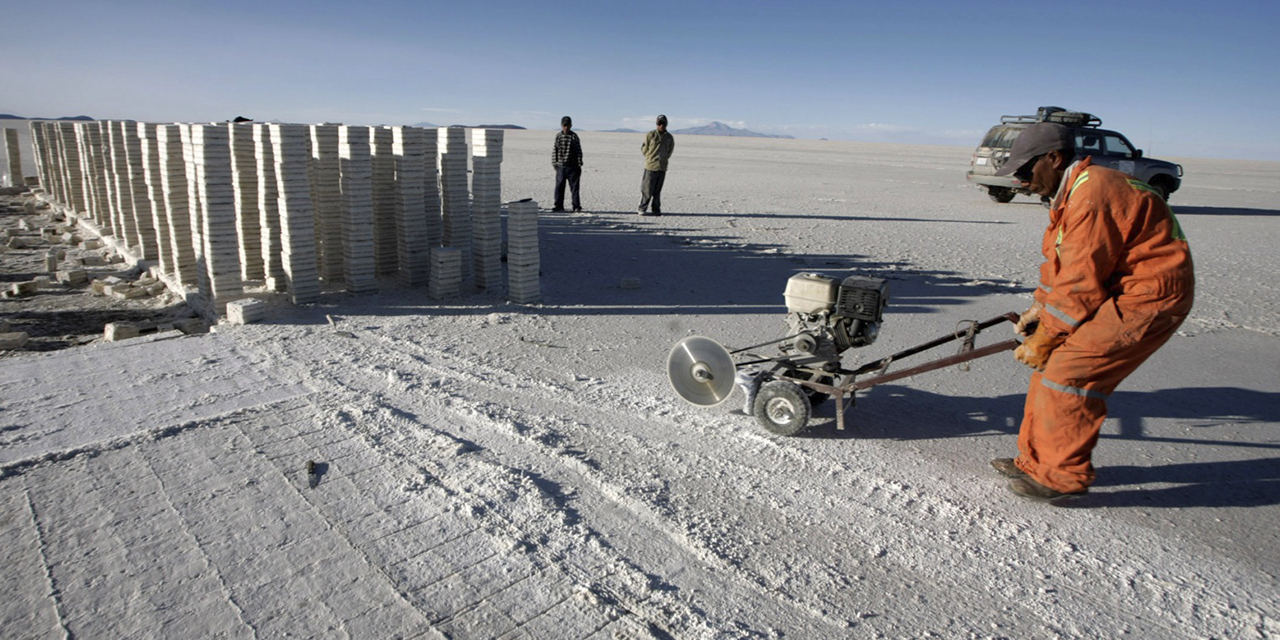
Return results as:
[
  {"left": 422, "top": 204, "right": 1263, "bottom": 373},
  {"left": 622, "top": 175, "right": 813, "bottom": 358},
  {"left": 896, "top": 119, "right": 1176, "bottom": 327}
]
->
[{"left": 783, "top": 273, "right": 839, "bottom": 314}]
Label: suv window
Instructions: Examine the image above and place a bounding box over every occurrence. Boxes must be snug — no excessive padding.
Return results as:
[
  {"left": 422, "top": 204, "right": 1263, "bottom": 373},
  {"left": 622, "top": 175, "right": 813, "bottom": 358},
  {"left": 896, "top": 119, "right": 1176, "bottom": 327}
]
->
[
  {"left": 1077, "top": 132, "right": 1103, "bottom": 154},
  {"left": 982, "top": 127, "right": 1020, "bottom": 149},
  {"left": 1104, "top": 134, "right": 1135, "bottom": 157}
]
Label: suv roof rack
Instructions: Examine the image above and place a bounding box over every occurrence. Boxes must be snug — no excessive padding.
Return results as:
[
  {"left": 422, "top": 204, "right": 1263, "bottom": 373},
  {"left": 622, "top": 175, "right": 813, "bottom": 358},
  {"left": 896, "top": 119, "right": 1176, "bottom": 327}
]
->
[{"left": 1000, "top": 106, "right": 1102, "bottom": 128}]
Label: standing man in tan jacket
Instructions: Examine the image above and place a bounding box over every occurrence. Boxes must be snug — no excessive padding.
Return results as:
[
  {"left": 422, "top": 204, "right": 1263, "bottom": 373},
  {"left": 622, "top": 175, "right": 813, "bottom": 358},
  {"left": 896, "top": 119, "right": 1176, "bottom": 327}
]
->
[{"left": 638, "top": 115, "right": 674, "bottom": 216}]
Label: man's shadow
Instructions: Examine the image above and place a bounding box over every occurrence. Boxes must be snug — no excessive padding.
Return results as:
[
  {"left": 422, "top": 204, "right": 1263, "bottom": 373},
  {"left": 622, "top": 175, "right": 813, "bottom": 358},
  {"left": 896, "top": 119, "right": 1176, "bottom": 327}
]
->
[{"left": 798, "top": 384, "right": 1280, "bottom": 509}]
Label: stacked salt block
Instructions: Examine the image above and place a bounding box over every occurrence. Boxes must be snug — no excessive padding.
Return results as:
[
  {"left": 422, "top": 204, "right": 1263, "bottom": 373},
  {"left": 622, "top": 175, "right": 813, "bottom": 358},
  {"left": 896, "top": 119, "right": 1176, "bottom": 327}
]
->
[
  {"left": 470, "top": 128, "right": 504, "bottom": 290},
  {"left": 390, "top": 126, "right": 430, "bottom": 286},
  {"left": 309, "top": 124, "right": 344, "bottom": 284},
  {"left": 4, "top": 128, "right": 20, "bottom": 187},
  {"left": 92, "top": 121, "right": 119, "bottom": 237},
  {"left": 429, "top": 246, "right": 463, "bottom": 299},
  {"left": 54, "top": 123, "right": 75, "bottom": 206},
  {"left": 421, "top": 128, "right": 442, "bottom": 248},
  {"left": 73, "top": 124, "right": 100, "bottom": 222},
  {"left": 370, "top": 126, "right": 398, "bottom": 275},
  {"left": 506, "top": 199, "right": 540, "bottom": 304},
  {"left": 270, "top": 123, "right": 321, "bottom": 303},
  {"left": 56, "top": 123, "right": 88, "bottom": 217},
  {"left": 253, "top": 123, "right": 286, "bottom": 291},
  {"left": 156, "top": 124, "right": 199, "bottom": 285},
  {"left": 121, "top": 121, "right": 159, "bottom": 260},
  {"left": 27, "top": 124, "right": 43, "bottom": 189},
  {"left": 180, "top": 124, "right": 209, "bottom": 294},
  {"left": 46, "top": 122, "right": 65, "bottom": 200},
  {"left": 338, "top": 125, "right": 377, "bottom": 293},
  {"left": 226, "top": 297, "right": 267, "bottom": 324},
  {"left": 80, "top": 123, "right": 111, "bottom": 229},
  {"left": 229, "top": 123, "right": 264, "bottom": 281},
  {"left": 137, "top": 123, "right": 174, "bottom": 276},
  {"left": 190, "top": 124, "right": 245, "bottom": 315},
  {"left": 179, "top": 124, "right": 205, "bottom": 279},
  {"left": 40, "top": 123, "right": 63, "bottom": 204},
  {"left": 29, "top": 123, "right": 46, "bottom": 191},
  {"left": 437, "top": 127, "right": 471, "bottom": 281},
  {"left": 107, "top": 122, "right": 139, "bottom": 250}
]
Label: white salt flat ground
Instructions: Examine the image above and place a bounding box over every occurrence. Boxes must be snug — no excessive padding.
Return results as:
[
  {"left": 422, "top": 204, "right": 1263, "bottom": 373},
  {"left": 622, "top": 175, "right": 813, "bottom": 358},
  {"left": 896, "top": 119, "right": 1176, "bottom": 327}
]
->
[{"left": 2, "top": 129, "right": 1278, "bottom": 638}]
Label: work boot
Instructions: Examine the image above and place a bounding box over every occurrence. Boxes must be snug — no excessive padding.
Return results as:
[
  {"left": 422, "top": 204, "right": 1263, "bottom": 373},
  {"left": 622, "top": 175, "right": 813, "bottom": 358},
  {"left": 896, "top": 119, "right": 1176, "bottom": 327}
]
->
[
  {"left": 990, "top": 458, "right": 1026, "bottom": 478},
  {"left": 1008, "top": 476, "right": 1086, "bottom": 502}
]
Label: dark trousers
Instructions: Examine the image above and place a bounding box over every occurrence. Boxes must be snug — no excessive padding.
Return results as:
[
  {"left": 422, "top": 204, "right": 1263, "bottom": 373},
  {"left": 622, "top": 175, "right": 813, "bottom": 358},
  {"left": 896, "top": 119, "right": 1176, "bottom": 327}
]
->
[
  {"left": 554, "top": 164, "right": 581, "bottom": 210},
  {"left": 640, "top": 169, "right": 666, "bottom": 212}
]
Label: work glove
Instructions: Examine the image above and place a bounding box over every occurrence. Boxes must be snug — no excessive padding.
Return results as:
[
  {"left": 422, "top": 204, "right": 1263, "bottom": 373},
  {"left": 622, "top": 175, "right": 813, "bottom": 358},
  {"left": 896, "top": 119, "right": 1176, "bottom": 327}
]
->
[
  {"left": 1014, "top": 324, "right": 1067, "bottom": 371},
  {"left": 1015, "top": 302, "right": 1043, "bottom": 337}
]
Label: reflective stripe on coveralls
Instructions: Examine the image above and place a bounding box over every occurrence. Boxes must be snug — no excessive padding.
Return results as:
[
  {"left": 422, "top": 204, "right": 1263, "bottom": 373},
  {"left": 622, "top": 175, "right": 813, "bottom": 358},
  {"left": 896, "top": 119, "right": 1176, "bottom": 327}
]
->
[{"left": 1014, "top": 158, "right": 1195, "bottom": 493}]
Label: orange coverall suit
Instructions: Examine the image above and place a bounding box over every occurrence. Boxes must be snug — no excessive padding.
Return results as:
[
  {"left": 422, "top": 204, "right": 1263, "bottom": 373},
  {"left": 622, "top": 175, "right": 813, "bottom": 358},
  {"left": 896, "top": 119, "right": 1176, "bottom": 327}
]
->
[{"left": 1015, "top": 158, "right": 1194, "bottom": 493}]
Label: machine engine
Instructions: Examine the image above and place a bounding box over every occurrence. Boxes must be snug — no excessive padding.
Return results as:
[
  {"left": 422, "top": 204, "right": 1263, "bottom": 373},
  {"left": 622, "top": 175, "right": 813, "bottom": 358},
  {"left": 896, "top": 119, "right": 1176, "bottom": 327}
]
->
[{"left": 778, "top": 273, "right": 889, "bottom": 367}]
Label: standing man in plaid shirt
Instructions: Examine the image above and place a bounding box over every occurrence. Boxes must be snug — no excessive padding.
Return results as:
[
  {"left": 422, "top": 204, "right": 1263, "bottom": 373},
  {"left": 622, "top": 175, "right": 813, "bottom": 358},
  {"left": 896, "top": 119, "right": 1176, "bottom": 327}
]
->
[{"left": 552, "top": 115, "right": 584, "bottom": 213}]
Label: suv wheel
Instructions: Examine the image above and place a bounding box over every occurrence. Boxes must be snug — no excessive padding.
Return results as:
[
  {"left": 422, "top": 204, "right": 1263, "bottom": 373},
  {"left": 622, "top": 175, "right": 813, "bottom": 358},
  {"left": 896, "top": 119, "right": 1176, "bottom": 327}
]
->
[
  {"left": 987, "top": 187, "right": 1016, "bottom": 203},
  {"left": 1148, "top": 177, "right": 1172, "bottom": 202}
]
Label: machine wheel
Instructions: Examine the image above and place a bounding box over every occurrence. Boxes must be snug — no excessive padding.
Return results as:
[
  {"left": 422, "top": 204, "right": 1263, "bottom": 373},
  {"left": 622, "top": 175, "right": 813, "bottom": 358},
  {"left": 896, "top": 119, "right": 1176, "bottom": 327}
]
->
[
  {"left": 987, "top": 187, "right": 1015, "bottom": 203},
  {"left": 753, "top": 380, "right": 812, "bottom": 436}
]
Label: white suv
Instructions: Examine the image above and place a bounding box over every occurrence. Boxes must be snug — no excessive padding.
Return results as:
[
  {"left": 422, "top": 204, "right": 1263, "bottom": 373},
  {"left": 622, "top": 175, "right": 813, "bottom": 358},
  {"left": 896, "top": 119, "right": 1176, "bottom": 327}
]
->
[{"left": 967, "top": 107, "right": 1183, "bottom": 203}]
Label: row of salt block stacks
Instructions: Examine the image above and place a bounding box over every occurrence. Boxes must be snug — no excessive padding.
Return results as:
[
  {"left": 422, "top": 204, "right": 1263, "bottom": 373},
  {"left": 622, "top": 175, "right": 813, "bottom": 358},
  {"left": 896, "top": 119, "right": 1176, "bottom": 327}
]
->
[{"left": 22, "top": 120, "right": 542, "bottom": 316}]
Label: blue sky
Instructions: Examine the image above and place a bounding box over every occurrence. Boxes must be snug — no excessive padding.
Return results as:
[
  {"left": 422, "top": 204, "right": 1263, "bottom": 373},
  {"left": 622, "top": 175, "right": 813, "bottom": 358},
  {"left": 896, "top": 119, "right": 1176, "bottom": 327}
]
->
[{"left": 3, "top": 0, "right": 1277, "bottom": 160}]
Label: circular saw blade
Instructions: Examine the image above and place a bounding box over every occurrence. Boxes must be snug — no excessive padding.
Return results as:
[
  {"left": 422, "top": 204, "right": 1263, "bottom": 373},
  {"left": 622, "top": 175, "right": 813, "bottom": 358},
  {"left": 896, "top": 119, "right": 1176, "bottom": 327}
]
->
[{"left": 667, "top": 336, "right": 736, "bottom": 407}]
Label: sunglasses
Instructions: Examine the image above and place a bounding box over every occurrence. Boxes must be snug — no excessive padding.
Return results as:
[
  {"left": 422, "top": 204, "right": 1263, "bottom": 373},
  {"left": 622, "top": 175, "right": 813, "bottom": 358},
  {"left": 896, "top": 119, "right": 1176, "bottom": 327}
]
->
[{"left": 1013, "top": 154, "right": 1043, "bottom": 182}]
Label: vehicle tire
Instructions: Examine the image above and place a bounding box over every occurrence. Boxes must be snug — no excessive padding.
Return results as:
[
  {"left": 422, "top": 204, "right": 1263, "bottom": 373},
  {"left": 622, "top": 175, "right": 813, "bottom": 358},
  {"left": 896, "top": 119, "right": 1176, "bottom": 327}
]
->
[
  {"left": 753, "top": 380, "right": 812, "bottom": 436},
  {"left": 987, "top": 187, "right": 1015, "bottom": 203},
  {"left": 1148, "top": 178, "right": 1172, "bottom": 202}
]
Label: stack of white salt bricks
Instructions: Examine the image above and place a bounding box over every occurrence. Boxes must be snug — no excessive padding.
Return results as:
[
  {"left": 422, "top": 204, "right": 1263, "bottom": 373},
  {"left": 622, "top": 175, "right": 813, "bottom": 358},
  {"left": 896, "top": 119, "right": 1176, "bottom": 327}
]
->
[
  {"left": 429, "top": 247, "right": 463, "bottom": 300},
  {"left": 338, "top": 125, "right": 376, "bottom": 293},
  {"left": 189, "top": 124, "right": 244, "bottom": 315},
  {"left": 437, "top": 127, "right": 471, "bottom": 281},
  {"left": 310, "top": 124, "right": 344, "bottom": 284},
  {"left": 270, "top": 123, "right": 321, "bottom": 304},
  {"left": 390, "top": 126, "right": 430, "bottom": 286},
  {"left": 156, "top": 124, "right": 199, "bottom": 286},
  {"left": 253, "top": 123, "right": 287, "bottom": 291},
  {"left": 506, "top": 199, "right": 540, "bottom": 304},
  {"left": 107, "top": 123, "right": 140, "bottom": 253},
  {"left": 470, "top": 128, "right": 503, "bottom": 290},
  {"left": 120, "top": 122, "right": 159, "bottom": 260},
  {"left": 370, "top": 126, "right": 398, "bottom": 276},
  {"left": 137, "top": 123, "right": 174, "bottom": 278},
  {"left": 229, "top": 123, "right": 264, "bottom": 282},
  {"left": 82, "top": 124, "right": 113, "bottom": 234},
  {"left": 226, "top": 297, "right": 267, "bottom": 324}
]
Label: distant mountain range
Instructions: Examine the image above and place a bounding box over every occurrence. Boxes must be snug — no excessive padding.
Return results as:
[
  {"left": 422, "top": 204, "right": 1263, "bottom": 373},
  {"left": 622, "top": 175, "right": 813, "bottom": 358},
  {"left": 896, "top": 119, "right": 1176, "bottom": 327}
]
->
[
  {"left": 672, "top": 121, "right": 793, "bottom": 139},
  {"left": 599, "top": 128, "right": 640, "bottom": 133},
  {"left": 411, "top": 122, "right": 525, "bottom": 130},
  {"left": 0, "top": 114, "right": 94, "bottom": 121}
]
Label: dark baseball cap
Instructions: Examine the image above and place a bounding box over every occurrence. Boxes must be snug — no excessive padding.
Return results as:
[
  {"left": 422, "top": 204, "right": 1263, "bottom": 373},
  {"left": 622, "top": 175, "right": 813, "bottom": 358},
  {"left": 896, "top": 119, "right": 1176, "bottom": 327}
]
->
[
  {"left": 995, "top": 122, "right": 1075, "bottom": 177},
  {"left": 656, "top": 114, "right": 668, "bottom": 125},
  {"left": 561, "top": 116, "right": 571, "bottom": 126}
]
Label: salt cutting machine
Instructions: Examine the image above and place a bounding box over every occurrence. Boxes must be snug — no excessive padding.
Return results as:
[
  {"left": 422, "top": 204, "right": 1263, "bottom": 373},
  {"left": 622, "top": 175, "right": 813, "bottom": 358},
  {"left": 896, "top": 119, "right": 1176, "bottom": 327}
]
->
[{"left": 667, "top": 272, "right": 1021, "bottom": 435}]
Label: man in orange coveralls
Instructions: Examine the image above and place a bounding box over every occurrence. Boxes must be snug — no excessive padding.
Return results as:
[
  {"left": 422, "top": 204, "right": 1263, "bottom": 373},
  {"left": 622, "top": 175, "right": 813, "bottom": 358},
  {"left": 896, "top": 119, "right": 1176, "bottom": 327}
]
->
[{"left": 990, "top": 122, "right": 1195, "bottom": 501}]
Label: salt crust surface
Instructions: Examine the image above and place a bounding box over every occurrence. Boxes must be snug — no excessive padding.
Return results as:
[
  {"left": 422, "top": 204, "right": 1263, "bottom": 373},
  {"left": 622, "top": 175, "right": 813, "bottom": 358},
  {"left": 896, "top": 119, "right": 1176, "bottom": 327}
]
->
[{"left": 1, "top": 130, "right": 1278, "bottom": 638}]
